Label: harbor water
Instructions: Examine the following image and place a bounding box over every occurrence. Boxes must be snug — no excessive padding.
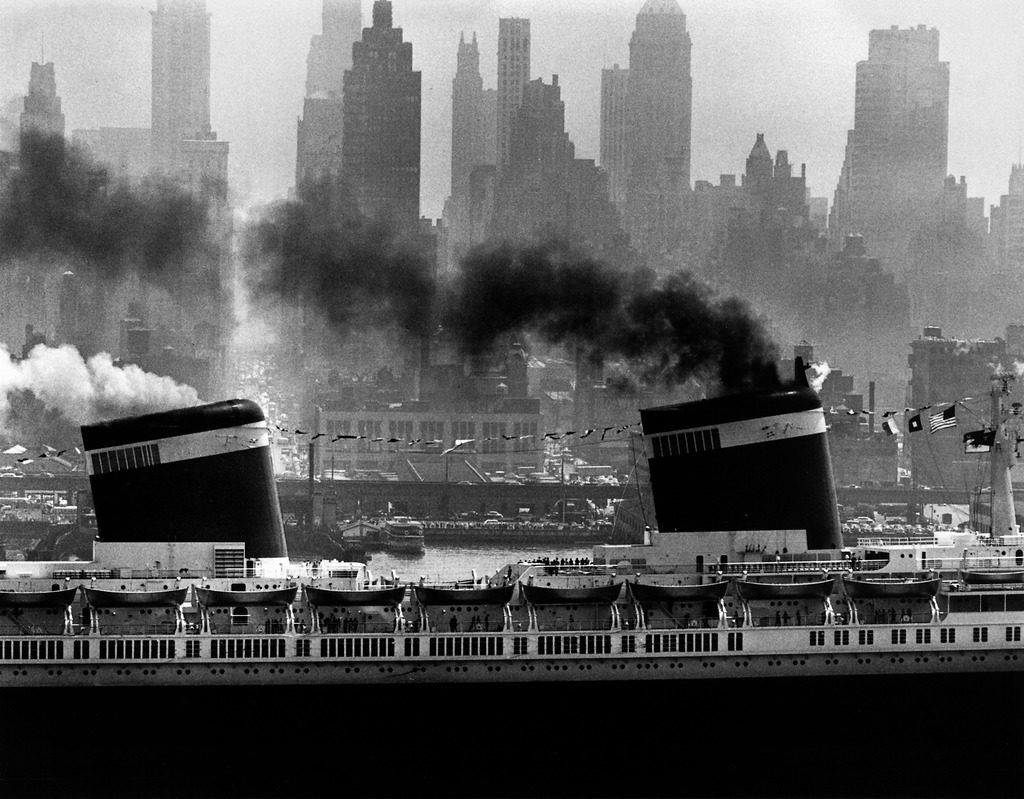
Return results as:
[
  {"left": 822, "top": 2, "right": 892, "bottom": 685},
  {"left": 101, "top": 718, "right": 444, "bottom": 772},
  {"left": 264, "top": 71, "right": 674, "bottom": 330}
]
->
[{"left": 347, "top": 541, "right": 592, "bottom": 582}]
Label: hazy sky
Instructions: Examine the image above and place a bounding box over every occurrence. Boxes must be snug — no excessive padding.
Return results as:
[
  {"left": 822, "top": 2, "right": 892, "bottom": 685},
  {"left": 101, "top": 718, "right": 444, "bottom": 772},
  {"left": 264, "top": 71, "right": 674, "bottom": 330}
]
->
[{"left": 2, "top": 0, "right": 1024, "bottom": 220}]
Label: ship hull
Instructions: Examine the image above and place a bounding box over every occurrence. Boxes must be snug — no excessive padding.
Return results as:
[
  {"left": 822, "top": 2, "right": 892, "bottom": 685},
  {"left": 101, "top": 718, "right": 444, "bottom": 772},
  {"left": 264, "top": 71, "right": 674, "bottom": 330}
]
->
[
  {"left": 3, "top": 645, "right": 1023, "bottom": 687},
  {"left": 7, "top": 673, "right": 1022, "bottom": 799},
  {"left": 3, "top": 621, "right": 1023, "bottom": 686}
]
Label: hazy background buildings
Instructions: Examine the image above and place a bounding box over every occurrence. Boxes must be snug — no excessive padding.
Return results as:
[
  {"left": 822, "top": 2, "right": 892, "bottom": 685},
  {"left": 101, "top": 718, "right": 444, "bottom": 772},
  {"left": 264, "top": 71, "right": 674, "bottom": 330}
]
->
[{"left": 2, "top": 0, "right": 1024, "bottom": 495}]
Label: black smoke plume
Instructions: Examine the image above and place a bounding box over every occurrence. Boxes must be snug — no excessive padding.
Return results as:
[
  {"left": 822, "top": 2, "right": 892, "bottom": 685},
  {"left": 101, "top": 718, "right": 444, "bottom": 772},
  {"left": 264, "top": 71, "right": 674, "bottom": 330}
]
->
[
  {"left": 446, "top": 240, "right": 781, "bottom": 394},
  {"left": 242, "top": 184, "right": 780, "bottom": 393},
  {"left": 242, "top": 179, "right": 436, "bottom": 338},
  {"left": 0, "top": 131, "right": 214, "bottom": 286}
]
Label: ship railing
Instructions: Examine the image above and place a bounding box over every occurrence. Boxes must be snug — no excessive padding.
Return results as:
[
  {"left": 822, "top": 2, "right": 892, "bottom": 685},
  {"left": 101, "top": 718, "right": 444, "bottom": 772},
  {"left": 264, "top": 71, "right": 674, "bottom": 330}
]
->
[
  {"left": 51, "top": 569, "right": 117, "bottom": 580},
  {"left": 717, "top": 560, "right": 855, "bottom": 575},
  {"left": 643, "top": 617, "right": 720, "bottom": 631},
  {"left": 960, "top": 557, "right": 1022, "bottom": 569},
  {"left": 50, "top": 569, "right": 211, "bottom": 581},
  {"left": 523, "top": 564, "right": 612, "bottom": 577},
  {"left": 118, "top": 570, "right": 208, "bottom": 581},
  {"left": 74, "top": 623, "right": 180, "bottom": 636},
  {"left": 857, "top": 537, "right": 942, "bottom": 547},
  {"left": 604, "top": 561, "right": 871, "bottom": 578}
]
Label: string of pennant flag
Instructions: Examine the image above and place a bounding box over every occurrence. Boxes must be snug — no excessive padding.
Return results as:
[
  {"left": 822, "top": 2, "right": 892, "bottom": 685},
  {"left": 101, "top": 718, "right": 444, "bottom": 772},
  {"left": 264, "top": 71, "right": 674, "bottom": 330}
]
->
[
  {"left": 260, "top": 389, "right": 1009, "bottom": 459},
  {"left": 829, "top": 398, "right": 975, "bottom": 433},
  {"left": 830, "top": 395, "right": 1002, "bottom": 451},
  {"left": 1, "top": 444, "right": 80, "bottom": 464},
  {"left": 272, "top": 422, "right": 644, "bottom": 454},
  {"left": 1, "top": 397, "right": 993, "bottom": 464}
]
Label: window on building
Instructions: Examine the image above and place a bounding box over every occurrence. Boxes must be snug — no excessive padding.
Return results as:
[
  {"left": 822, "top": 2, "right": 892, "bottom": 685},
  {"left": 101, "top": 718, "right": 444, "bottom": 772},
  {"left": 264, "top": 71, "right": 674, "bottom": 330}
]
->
[{"left": 482, "top": 422, "right": 507, "bottom": 453}]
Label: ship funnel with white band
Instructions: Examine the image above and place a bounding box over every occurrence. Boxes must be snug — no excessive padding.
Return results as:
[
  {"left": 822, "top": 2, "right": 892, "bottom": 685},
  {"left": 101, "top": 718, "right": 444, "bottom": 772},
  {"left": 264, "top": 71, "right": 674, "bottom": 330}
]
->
[
  {"left": 640, "top": 385, "right": 842, "bottom": 550},
  {"left": 81, "top": 399, "right": 287, "bottom": 559}
]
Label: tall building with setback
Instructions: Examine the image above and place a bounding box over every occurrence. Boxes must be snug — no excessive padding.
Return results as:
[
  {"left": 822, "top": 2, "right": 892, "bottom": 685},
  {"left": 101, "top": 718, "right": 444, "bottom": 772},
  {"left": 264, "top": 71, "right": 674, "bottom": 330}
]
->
[
  {"left": 491, "top": 76, "right": 625, "bottom": 254},
  {"left": 990, "top": 165, "right": 1024, "bottom": 271},
  {"left": 451, "top": 33, "right": 494, "bottom": 214},
  {"left": 600, "top": 64, "right": 629, "bottom": 209},
  {"left": 497, "top": 18, "right": 530, "bottom": 170},
  {"left": 20, "top": 62, "right": 64, "bottom": 141},
  {"left": 149, "top": 0, "right": 230, "bottom": 396},
  {"left": 1, "top": 63, "right": 66, "bottom": 356},
  {"left": 829, "top": 25, "right": 949, "bottom": 273},
  {"left": 742, "top": 133, "right": 809, "bottom": 228},
  {"left": 690, "top": 134, "right": 815, "bottom": 336},
  {"left": 295, "top": 0, "right": 362, "bottom": 190},
  {"left": 341, "top": 0, "right": 421, "bottom": 230},
  {"left": 151, "top": 0, "right": 216, "bottom": 175},
  {"left": 444, "top": 32, "right": 497, "bottom": 269},
  {"left": 624, "top": 0, "right": 693, "bottom": 257}
]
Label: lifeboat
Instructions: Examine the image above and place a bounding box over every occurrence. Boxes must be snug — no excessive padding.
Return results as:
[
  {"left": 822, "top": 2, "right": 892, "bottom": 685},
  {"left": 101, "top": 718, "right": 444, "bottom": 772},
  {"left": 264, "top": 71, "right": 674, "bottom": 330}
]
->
[
  {"left": 962, "top": 570, "right": 1024, "bottom": 585},
  {"left": 0, "top": 586, "right": 81, "bottom": 608},
  {"left": 521, "top": 583, "right": 622, "bottom": 605},
  {"left": 626, "top": 580, "right": 731, "bottom": 603},
  {"left": 194, "top": 585, "right": 298, "bottom": 606},
  {"left": 303, "top": 584, "right": 407, "bottom": 607},
  {"left": 414, "top": 584, "right": 516, "bottom": 606},
  {"left": 735, "top": 577, "right": 836, "bottom": 600},
  {"left": 84, "top": 586, "right": 189, "bottom": 607},
  {"left": 842, "top": 576, "right": 941, "bottom": 598}
]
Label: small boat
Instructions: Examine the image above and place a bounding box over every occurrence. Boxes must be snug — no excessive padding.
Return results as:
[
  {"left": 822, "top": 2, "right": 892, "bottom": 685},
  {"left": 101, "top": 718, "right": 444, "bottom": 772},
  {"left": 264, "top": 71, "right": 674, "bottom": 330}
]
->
[
  {"left": 735, "top": 578, "right": 836, "bottom": 600},
  {"left": 841, "top": 576, "right": 941, "bottom": 598},
  {"left": 627, "top": 580, "right": 731, "bottom": 604},
  {"left": 521, "top": 582, "right": 622, "bottom": 605},
  {"left": 962, "top": 570, "right": 1024, "bottom": 585},
  {"left": 302, "top": 583, "right": 407, "bottom": 607},
  {"left": 84, "top": 586, "right": 190, "bottom": 607},
  {"left": 382, "top": 517, "right": 426, "bottom": 554},
  {"left": 335, "top": 518, "right": 386, "bottom": 555},
  {"left": 194, "top": 585, "right": 298, "bottom": 606},
  {"left": 0, "top": 585, "right": 81, "bottom": 607},
  {"left": 414, "top": 584, "right": 516, "bottom": 606}
]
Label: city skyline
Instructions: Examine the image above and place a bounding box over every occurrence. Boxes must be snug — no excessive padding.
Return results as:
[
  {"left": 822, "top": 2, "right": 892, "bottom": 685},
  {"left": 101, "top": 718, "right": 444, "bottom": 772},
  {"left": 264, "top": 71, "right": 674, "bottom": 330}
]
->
[{"left": 2, "top": 1, "right": 1024, "bottom": 220}]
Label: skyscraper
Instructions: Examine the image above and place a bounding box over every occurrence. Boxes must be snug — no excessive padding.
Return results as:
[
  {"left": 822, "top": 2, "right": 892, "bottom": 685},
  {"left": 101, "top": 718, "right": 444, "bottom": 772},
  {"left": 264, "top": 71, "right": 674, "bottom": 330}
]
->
[
  {"left": 491, "top": 76, "right": 625, "bottom": 255},
  {"left": 306, "top": 0, "right": 362, "bottom": 99},
  {"left": 149, "top": 0, "right": 230, "bottom": 396},
  {"left": 496, "top": 18, "right": 530, "bottom": 169},
  {"left": 829, "top": 25, "right": 950, "bottom": 271},
  {"left": 990, "top": 165, "right": 1024, "bottom": 270},
  {"left": 445, "top": 32, "right": 497, "bottom": 268},
  {"left": 341, "top": 0, "right": 421, "bottom": 230},
  {"left": 151, "top": 0, "right": 215, "bottom": 176},
  {"left": 451, "top": 32, "right": 493, "bottom": 210},
  {"left": 600, "top": 64, "right": 629, "bottom": 209},
  {"left": 296, "top": 0, "right": 362, "bottom": 190},
  {"left": 623, "top": 0, "right": 692, "bottom": 255},
  {"left": 20, "top": 62, "right": 64, "bottom": 141}
]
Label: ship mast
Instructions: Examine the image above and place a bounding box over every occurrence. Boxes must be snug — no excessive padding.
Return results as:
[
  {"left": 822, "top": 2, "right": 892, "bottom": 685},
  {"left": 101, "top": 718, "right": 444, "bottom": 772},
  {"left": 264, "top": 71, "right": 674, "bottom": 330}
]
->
[{"left": 989, "top": 374, "right": 1019, "bottom": 537}]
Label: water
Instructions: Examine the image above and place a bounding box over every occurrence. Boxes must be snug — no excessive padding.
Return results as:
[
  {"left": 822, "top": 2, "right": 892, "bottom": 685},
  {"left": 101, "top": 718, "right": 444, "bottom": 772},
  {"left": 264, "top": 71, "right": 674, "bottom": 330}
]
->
[{"left": 360, "top": 541, "right": 592, "bottom": 582}]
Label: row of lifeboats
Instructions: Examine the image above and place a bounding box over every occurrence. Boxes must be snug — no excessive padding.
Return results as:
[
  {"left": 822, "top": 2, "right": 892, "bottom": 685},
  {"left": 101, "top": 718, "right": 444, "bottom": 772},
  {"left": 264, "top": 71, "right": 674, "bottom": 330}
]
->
[{"left": 1, "top": 570, "right": 1020, "bottom": 611}]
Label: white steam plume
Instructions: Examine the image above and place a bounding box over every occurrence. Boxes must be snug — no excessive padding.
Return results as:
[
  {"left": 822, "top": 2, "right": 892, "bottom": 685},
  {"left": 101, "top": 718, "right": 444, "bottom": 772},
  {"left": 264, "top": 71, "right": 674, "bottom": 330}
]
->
[
  {"left": 806, "top": 360, "right": 831, "bottom": 393},
  {"left": 0, "top": 343, "right": 199, "bottom": 429}
]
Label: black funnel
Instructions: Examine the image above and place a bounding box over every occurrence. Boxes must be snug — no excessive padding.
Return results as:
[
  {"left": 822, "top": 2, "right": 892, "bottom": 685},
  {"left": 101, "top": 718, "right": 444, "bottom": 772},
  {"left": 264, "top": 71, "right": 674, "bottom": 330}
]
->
[{"left": 81, "top": 399, "right": 287, "bottom": 559}]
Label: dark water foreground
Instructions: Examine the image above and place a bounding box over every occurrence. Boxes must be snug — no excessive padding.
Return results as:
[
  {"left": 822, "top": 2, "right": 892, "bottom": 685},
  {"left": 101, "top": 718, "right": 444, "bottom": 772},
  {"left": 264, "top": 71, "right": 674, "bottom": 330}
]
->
[{"left": 1, "top": 672, "right": 1020, "bottom": 799}]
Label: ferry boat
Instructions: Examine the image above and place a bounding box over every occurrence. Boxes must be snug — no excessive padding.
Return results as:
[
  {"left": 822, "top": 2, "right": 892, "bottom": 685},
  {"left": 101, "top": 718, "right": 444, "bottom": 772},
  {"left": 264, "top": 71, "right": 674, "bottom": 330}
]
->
[
  {"left": 381, "top": 516, "right": 426, "bottom": 553},
  {"left": 419, "top": 518, "right": 610, "bottom": 543},
  {"left": 3, "top": 364, "right": 1024, "bottom": 688}
]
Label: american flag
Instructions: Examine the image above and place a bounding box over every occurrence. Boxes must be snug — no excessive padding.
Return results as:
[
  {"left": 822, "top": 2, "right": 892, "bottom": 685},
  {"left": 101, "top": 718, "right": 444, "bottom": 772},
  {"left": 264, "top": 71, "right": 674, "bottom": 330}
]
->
[{"left": 928, "top": 405, "right": 957, "bottom": 433}]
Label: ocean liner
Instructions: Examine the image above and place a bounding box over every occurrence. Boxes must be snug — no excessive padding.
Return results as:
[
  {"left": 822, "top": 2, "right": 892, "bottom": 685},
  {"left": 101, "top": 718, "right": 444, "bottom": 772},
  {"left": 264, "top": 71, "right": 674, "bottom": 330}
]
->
[{"left": 1, "top": 363, "right": 1023, "bottom": 687}]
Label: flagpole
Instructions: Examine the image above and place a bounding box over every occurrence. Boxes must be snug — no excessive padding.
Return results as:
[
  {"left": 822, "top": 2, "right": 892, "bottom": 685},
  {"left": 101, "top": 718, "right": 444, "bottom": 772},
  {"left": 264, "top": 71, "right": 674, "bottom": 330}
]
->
[{"left": 989, "top": 375, "right": 1018, "bottom": 537}]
